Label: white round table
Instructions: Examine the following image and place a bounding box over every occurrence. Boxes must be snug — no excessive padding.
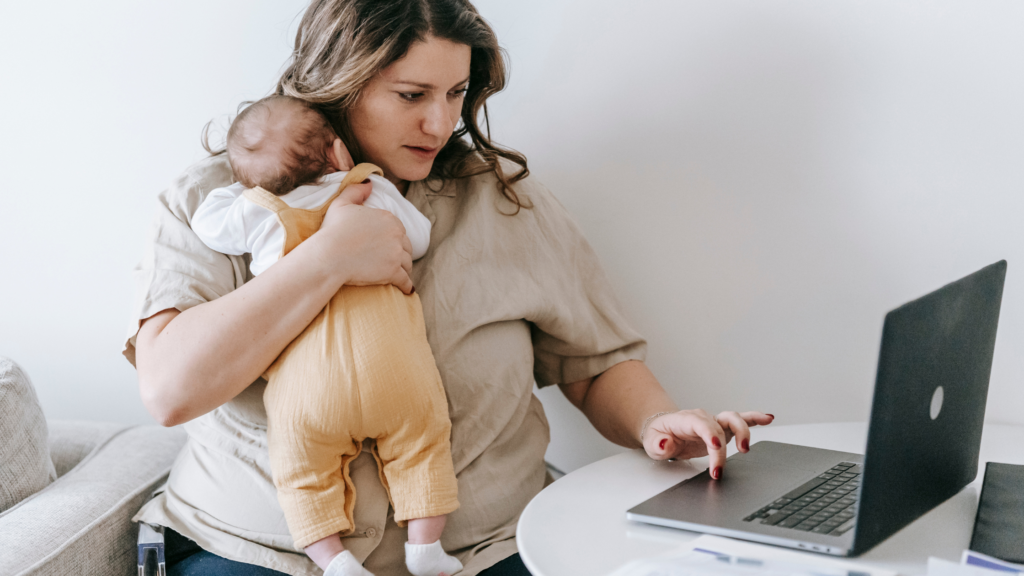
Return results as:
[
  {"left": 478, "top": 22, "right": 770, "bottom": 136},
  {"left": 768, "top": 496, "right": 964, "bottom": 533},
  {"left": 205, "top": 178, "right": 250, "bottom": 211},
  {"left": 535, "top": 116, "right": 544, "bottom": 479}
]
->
[{"left": 517, "top": 422, "right": 1024, "bottom": 576}]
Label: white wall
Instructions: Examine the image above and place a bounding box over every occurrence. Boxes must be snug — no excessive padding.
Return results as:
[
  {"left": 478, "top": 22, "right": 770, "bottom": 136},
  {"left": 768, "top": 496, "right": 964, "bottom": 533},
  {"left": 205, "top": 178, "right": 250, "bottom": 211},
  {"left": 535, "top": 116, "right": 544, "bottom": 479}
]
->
[
  {"left": 0, "top": 0, "right": 308, "bottom": 424},
  {"left": 2, "top": 1, "right": 1022, "bottom": 474}
]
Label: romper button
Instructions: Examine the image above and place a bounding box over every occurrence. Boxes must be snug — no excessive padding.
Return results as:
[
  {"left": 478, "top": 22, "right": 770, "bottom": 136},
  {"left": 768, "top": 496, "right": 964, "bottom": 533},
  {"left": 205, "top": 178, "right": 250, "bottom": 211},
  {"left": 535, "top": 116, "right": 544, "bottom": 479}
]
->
[{"left": 366, "top": 528, "right": 377, "bottom": 537}]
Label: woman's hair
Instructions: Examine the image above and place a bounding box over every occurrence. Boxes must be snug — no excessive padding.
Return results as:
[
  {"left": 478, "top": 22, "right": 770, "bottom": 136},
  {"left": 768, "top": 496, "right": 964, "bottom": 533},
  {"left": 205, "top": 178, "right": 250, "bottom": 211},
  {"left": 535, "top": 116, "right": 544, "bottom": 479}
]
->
[{"left": 276, "top": 0, "right": 530, "bottom": 211}]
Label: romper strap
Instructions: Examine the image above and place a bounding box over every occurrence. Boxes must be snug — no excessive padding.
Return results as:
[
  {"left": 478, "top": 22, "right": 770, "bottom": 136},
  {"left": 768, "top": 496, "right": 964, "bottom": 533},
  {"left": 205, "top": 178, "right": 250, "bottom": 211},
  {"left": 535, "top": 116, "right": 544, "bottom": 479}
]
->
[
  {"left": 317, "top": 163, "right": 385, "bottom": 213},
  {"left": 242, "top": 187, "right": 290, "bottom": 214}
]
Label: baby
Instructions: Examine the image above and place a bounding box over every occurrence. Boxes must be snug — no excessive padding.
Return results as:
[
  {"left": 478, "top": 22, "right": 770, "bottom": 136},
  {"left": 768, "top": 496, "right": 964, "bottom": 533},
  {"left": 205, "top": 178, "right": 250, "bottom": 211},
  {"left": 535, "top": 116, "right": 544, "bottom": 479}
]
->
[{"left": 191, "top": 95, "right": 462, "bottom": 576}]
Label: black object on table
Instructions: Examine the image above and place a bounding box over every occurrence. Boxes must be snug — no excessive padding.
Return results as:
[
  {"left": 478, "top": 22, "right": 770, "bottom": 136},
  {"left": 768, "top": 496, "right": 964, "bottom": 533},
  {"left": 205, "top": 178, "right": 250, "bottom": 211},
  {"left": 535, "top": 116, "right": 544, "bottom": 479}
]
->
[{"left": 970, "top": 462, "right": 1024, "bottom": 564}]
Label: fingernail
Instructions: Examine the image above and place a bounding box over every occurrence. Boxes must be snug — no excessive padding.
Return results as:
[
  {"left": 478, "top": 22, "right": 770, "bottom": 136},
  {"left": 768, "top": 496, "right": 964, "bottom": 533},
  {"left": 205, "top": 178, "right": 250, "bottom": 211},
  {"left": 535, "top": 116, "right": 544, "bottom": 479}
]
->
[
  {"left": 766, "top": 414, "right": 775, "bottom": 419},
  {"left": 741, "top": 439, "right": 749, "bottom": 451},
  {"left": 713, "top": 466, "right": 722, "bottom": 479},
  {"left": 711, "top": 437, "right": 721, "bottom": 449},
  {"left": 659, "top": 438, "right": 667, "bottom": 450}
]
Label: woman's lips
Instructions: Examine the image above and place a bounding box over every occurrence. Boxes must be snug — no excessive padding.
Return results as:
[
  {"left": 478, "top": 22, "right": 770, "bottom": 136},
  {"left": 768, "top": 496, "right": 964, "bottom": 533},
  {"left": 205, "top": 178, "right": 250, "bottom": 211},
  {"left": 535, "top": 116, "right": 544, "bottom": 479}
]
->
[{"left": 405, "top": 145, "right": 440, "bottom": 160}]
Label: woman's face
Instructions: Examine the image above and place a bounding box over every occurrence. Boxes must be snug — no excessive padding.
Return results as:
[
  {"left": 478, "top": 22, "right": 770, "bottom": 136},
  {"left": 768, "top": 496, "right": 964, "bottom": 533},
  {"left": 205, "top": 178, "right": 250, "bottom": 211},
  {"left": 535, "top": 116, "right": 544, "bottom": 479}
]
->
[{"left": 349, "top": 35, "right": 472, "bottom": 191}]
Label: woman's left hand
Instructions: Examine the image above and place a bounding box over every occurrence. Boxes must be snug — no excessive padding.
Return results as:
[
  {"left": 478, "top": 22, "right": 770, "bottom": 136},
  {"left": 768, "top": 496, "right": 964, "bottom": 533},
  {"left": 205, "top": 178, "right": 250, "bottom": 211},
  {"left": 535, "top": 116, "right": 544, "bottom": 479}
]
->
[{"left": 642, "top": 410, "right": 775, "bottom": 479}]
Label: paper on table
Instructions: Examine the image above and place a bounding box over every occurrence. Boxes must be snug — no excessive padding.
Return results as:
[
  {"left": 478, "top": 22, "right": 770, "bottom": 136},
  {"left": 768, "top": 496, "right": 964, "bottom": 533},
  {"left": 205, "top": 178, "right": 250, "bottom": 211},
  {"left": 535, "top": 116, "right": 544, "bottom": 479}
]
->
[
  {"left": 609, "top": 535, "right": 896, "bottom": 576},
  {"left": 929, "top": 558, "right": 996, "bottom": 576},
  {"left": 961, "top": 551, "right": 1024, "bottom": 573},
  {"left": 926, "top": 551, "right": 1024, "bottom": 576}
]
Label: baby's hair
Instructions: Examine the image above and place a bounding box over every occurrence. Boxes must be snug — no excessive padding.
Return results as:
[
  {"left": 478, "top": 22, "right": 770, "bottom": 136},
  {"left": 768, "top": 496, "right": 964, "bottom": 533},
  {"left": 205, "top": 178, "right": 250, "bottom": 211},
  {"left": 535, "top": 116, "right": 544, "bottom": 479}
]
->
[{"left": 226, "top": 95, "right": 337, "bottom": 195}]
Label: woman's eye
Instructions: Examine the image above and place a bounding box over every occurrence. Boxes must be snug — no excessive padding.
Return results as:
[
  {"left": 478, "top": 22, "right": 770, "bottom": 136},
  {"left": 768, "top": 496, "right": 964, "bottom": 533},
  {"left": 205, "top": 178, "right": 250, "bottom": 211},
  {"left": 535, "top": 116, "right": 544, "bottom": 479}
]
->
[
  {"left": 450, "top": 88, "right": 468, "bottom": 98},
  {"left": 399, "top": 92, "right": 423, "bottom": 101}
]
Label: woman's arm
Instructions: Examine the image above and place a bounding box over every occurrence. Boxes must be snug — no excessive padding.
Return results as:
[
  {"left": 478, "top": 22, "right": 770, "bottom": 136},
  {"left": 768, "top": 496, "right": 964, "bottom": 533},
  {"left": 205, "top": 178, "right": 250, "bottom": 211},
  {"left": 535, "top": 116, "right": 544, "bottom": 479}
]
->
[
  {"left": 136, "top": 188, "right": 414, "bottom": 426},
  {"left": 559, "top": 360, "right": 773, "bottom": 479}
]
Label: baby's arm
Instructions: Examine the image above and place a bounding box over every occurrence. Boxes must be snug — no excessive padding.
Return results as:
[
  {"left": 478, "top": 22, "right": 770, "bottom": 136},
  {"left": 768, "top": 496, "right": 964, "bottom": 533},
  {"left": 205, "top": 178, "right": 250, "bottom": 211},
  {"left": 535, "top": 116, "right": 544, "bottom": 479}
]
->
[
  {"left": 191, "top": 184, "right": 256, "bottom": 256},
  {"left": 362, "top": 175, "right": 431, "bottom": 260},
  {"left": 191, "top": 185, "right": 285, "bottom": 275}
]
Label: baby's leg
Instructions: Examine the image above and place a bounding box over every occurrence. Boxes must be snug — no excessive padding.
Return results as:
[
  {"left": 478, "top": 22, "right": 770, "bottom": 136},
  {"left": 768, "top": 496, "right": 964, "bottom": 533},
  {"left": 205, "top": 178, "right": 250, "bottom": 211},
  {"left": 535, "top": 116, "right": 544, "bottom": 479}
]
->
[
  {"left": 265, "top": 382, "right": 361, "bottom": 547},
  {"left": 307, "top": 533, "right": 376, "bottom": 576},
  {"left": 347, "top": 286, "right": 462, "bottom": 574},
  {"left": 407, "top": 514, "right": 447, "bottom": 544},
  {"left": 264, "top": 307, "right": 367, "bottom": 569},
  {"left": 405, "top": 515, "right": 463, "bottom": 576},
  {"left": 372, "top": 398, "right": 461, "bottom": 575}
]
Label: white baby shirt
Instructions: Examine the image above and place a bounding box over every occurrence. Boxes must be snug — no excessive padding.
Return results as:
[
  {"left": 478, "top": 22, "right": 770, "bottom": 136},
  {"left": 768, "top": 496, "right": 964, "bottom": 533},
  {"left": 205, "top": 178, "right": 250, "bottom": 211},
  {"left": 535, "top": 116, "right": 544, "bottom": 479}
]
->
[{"left": 191, "top": 171, "right": 431, "bottom": 276}]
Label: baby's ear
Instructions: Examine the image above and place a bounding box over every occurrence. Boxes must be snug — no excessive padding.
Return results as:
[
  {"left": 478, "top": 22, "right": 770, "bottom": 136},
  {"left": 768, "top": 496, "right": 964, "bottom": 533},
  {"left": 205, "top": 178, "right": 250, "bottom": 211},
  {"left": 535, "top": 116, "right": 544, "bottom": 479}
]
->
[{"left": 330, "top": 138, "right": 354, "bottom": 172}]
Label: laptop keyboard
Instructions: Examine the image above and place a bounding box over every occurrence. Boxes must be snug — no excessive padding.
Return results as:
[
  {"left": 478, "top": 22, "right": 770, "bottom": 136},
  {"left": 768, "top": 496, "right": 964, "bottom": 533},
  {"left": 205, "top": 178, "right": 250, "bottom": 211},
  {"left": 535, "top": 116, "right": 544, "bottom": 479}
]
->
[{"left": 742, "top": 462, "right": 861, "bottom": 536}]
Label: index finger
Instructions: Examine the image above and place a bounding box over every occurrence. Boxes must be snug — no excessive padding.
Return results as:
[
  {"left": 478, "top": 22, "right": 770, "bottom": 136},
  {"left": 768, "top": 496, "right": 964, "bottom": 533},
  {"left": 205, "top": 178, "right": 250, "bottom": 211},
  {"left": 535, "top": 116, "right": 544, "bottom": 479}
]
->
[{"left": 333, "top": 181, "right": 372, "bottom": 207}]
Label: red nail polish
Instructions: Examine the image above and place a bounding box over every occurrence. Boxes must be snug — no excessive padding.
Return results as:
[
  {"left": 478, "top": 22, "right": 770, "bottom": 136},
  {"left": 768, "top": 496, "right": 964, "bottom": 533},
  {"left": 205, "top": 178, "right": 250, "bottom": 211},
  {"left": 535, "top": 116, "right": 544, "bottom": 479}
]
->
[
  {"left": 741, "top": 439, "right": 749, "bottom": 451},
  {"left": 713, "top": 467, "right": 722, "bottom": 479},
  {"left": 767, "top": 414, "right": 775, "bottom": 419},
  {"left": 659, "top": 438, "right": 667, "bottom": 450},
  {"left": 711, "top": 437, "right": 721, "bottom": 449}
]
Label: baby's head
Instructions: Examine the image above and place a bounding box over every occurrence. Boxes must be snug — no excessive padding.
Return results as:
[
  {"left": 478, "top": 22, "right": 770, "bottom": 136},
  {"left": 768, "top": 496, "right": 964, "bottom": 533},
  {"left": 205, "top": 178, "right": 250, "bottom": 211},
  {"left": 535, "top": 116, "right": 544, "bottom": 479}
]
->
[{"left": 227, "top": 95, "right": 342, "bottom": 195}]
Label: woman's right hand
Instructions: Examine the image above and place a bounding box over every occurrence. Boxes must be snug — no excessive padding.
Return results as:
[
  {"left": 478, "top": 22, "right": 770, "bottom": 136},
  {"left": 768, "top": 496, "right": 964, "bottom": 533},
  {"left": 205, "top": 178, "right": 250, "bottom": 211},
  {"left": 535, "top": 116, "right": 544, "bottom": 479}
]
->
[{"left": 315, "top": 181, "right": 415, "bottom": 294}]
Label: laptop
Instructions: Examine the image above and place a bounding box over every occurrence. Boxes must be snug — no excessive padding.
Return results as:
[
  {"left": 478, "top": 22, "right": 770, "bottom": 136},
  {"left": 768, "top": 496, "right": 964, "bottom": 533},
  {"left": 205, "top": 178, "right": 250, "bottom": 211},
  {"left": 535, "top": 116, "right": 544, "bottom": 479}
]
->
[{"left": 627, "top": 260, "right": 1007, "bottom": 556}]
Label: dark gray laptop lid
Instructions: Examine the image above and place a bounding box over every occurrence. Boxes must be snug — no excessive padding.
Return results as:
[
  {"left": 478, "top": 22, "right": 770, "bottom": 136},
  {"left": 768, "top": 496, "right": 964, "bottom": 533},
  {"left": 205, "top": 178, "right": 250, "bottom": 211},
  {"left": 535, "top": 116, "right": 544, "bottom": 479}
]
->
[{"left": 853, "top": 260, "right": 1006, "bottom": 555}]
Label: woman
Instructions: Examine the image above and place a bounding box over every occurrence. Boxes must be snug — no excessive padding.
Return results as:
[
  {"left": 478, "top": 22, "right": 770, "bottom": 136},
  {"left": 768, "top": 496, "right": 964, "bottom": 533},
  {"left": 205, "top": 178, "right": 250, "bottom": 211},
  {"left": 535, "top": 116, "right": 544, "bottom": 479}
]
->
[{"left": 127, "top": 1, "right": 773, "bottom": 574}]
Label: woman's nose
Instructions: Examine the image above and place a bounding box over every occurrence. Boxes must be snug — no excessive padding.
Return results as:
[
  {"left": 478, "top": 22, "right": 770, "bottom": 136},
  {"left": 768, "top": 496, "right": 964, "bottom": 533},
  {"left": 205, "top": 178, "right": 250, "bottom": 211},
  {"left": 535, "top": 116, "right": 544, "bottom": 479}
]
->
[{"left": 421, "top": 97, "right": 455, "bottom": 140}]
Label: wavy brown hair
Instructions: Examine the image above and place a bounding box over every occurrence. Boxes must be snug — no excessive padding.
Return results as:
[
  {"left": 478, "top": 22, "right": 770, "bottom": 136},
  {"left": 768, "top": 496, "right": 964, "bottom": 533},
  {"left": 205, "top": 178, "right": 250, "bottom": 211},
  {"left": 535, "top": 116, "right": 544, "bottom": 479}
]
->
[{"left": 276, "top": 0, "right": 530, "bottom": 211}]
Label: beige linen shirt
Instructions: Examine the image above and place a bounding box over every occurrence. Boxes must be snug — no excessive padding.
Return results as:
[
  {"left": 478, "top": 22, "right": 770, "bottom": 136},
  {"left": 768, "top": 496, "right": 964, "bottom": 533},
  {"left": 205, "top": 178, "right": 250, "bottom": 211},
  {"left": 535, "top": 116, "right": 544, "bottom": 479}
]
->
[{"left": 124, "top": 154, "right": 647, "bottom": 575}]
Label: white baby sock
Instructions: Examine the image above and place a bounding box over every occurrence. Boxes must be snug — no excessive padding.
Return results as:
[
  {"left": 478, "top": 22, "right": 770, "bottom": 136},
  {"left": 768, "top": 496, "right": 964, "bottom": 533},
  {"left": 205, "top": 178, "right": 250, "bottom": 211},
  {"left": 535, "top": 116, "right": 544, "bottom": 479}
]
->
[
  {"left": 324, "top": 550, "right": 376, "bottom": 576},
  {"left": 405, "top": 540, "right": 464, "bottom": 576}
]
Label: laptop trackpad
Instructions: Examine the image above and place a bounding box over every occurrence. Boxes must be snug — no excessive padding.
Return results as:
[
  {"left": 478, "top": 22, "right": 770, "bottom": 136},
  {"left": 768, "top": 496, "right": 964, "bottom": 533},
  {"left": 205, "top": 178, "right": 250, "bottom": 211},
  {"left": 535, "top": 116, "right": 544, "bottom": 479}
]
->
[{"left": 629, "top": 441, "right": 863, "bottom": 528}]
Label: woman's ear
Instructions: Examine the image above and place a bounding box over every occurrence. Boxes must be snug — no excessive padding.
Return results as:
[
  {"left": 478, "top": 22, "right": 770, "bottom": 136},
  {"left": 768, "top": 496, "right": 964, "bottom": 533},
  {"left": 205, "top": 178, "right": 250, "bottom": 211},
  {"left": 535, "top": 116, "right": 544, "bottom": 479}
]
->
[{"left": 329, "top": 138, "right": 354, "bottom": 172}]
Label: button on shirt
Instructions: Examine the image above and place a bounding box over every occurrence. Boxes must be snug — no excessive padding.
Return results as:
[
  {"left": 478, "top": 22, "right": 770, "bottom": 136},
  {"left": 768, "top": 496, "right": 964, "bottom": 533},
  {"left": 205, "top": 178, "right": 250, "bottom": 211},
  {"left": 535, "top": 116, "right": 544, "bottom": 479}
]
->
[{"left": 124, "top": 154, "right": 647, "bottom": 576}]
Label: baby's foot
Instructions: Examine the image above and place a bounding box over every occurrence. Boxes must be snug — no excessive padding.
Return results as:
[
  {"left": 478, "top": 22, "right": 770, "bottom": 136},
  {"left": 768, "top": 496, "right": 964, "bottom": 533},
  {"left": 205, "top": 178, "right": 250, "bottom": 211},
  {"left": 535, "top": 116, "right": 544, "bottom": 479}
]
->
[
  {"left": 405, "top": 541, "right": 463, "bottom": 576},
  {"left": 324, "top": 550, "right": 376, "bottom": 576}
]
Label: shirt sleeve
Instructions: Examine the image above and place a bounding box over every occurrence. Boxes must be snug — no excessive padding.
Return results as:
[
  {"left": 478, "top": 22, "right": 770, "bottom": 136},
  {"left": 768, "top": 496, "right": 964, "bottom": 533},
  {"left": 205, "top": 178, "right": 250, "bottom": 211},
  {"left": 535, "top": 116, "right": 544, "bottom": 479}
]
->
[
  {"left": 123, "top": 155, "right": 249, "bottom": 367},
  {"left": 191, "top": 183, "right": 284, "bottom": 276},
  {"left": 363, "top": 175, "right": 432, "bottom": 260},
  {"left": 515, "top": 177, "right": 648, "bottom": 387},
  {"left": 190, "top": 184, "right": 252, "bottom": 256}
]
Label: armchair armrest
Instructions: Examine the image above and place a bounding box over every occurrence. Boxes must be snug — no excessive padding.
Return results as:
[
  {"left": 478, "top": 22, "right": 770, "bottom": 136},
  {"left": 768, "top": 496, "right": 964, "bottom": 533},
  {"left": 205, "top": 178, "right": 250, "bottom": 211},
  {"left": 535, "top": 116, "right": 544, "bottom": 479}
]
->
[
  {"left": 49, "top": 420, "right": 133, "bottom": 478},
  {"left": 0, "top": 423, "right": 186, "bottom": 576}
]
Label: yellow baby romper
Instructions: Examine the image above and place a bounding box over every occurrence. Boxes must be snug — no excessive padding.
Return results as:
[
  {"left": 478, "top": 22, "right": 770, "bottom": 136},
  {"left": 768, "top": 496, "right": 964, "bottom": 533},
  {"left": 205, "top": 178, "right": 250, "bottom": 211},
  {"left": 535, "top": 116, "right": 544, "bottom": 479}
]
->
[{"left": 243, "top": 163, "right": 459, "bottom": 550}]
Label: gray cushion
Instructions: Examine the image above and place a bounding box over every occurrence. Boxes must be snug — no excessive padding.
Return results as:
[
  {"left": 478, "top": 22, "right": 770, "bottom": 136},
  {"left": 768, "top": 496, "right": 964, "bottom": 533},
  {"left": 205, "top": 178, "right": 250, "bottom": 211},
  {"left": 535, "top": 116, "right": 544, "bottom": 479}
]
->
[
  {"left": 0, "top": 422, "right": 187, "bottom": 575},
  {"left": 49, "top": 420, "right": 132, "bottom": 478},
  {"left": 0, "top": 357, "right": 56, "bottom": 512}
]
